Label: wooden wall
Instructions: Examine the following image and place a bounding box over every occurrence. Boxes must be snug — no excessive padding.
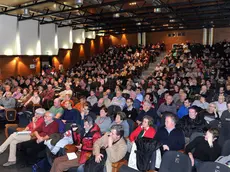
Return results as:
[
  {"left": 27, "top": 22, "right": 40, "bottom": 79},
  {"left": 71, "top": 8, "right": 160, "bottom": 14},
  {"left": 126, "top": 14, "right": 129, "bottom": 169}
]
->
[
  {"left": 0, "top": 55, "right": 42, "bottom": 79},
  {"left": 213, "top": 28, "right": 230, "bottom": 43},
  {"left": 146, "top": 29, "right": 203, "bottom": 51},
  {"left": 108, "top": 33, "right": 138, "bottom": 46}
]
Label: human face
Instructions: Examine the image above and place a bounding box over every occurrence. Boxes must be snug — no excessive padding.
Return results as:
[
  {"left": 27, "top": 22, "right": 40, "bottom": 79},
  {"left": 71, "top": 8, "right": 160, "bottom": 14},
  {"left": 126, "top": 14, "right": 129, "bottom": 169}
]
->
[
  {"left": 115, "top": 115, "right": 121, "bottom": 124},
  {"left": 166, "top": 95, "right": 173, "bottom": 105},
  {"left": 116, "top": 91, "right": 122, "bottom": 97},
  {"left": 189, "top": 109, "right": 197, "bottom": 119},
  {"left": 110, "top": 129, "right": 119, "bottom": 141},
  {"left": 44, "top": 113, "right": 52, "bottom": 123},
  {"left": 143, "top": 102, "right": 150, "bottom": 112},
  {"left": 54, "top": 99, "right": 60, "bottom": 107},
  {"left": 126, "top": 99, "right": 133, "bottom": 107},
  {"left": 205, "top": 131, "right": 213, "bottom": 141},
  {"left": 142, "top": 118, "right": 149, "bottom": 129},
  {"left": 64, "top": 101, "right": 71, "bottom": 109},
  {"left": 184, "top": 100, "right": 190, "bottom": 107},
  {"left": 84, "top": 121, "right": 91, "bottom": 131},
  {"left": 100, "top": 109, "right": 107, "bottom": 117},
  {"left": 208, "top": 104, "right": 216, "bottom": 113},
  {"left": 165, "top": 116, "right": 175, "bottom": 129},
  {"left": 90, "top": 91, "right": 95, "bottom": 96},
  {"left": 218, "top": 96, "right": 225, "bottom": 104},
  {"left": 6, "top": 92, "right": 12, "bottom": 99}
]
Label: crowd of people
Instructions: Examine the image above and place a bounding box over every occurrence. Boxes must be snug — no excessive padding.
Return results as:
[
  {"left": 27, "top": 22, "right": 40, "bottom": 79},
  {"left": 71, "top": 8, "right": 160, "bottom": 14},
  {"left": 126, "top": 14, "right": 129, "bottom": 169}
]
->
[{"left": 0, "top": 41, "right": 229, "bottom": 172}]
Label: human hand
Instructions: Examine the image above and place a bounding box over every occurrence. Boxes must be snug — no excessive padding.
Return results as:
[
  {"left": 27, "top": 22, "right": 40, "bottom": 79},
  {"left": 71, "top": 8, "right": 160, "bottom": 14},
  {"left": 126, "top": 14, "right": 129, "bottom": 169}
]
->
[
  {"left": 75, "top": 144, "right": 82, "bottom": 150},
  {"left": 62, "top": 120, "right": 67, "bottom": 124},
  {"left": 188, "top": 152, "right": 194, "bottom": 166},
  {"left": 32, "top": 117, "right": 37, "bottom": 123},
  {"left": 207, "top": 135, "right": 213, "bottom": 148},
  {"left": 95, "top": 153, "right": 104, "bottom": 163},
  {"left": 163, "top": 145, "right": 169, "bottom": 151},
  {"left": 36, "top": 137, "right": 43, "bottom": 144}
]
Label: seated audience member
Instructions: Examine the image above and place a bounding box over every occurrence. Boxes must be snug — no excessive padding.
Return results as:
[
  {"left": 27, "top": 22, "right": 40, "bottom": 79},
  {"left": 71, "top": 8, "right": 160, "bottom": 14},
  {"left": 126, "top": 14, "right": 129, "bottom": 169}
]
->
[
  {"left": 0, "top": 91, "right": 16, "bottom": 109},
  {"left": 129, "top": 115, "right": 156, "bottom": 143},
  {"left": 77, "top": 124, "right": 127, "bottom": 172},
  {"left": 3, "top": 84, "right": 11, "bottom": 97},
  {"left": 74, "top": 96, "right": 86, "bottom": 112},
  {"left": 23, "top": 90, "right": 41, "bottom": 109},
  {"left": 140, "top": 93, "right": 155, "bottom": 110},
  {"left": 177, "top": 98, "right": 191, "bottom": 119},
  {"left": 19, "top": 111, "right": 59, "bottom": 165},
  {"left": 110, "top": 112, "right": 129, "bottom": 137},
  {"left": 157, "top": 95, "right": 177, "bottom": 117},
  {"left": 12, "top": 87, "right": 22, "bottom": 100},
  {"left": 79, "top": 103, "right": 96, "bottom": 128},
  {"left": 102, "top": 92, "right": 111, "bottom": 108},
  {"left": 192, "top": 95, "right": 209, "bottom": 110},
  {"left": 95, "top": 106, "right": 112, "bottom": 134},
  {"left": 123, "top": 98, "right": 138, "bottom": 122},
  {"left": 175, "top": 92, "right": 187, "bottom": 109},
  {"left": 185, "top": 128, "right": 221, "bottom": 170},
  {"left": 110, "top": 90, "right": 126, "bottom": 110},
  {"left": 60, "top": 94, "right": 74, "bottom": 108},
  {"left": 214, "top": 95, "right": 227, "bottom": 117},
  {"left": 87, "top": 90, "right": 98, "bottom": 107},
  {"left": 219, "top": 101, "right": 230, "bottom": 145},
  {"left": 136, "top": 101, "right": 158, "bottom": 125},
  {"left": 59, "top": 84, "right": 73, "bottom": 100},
  {"left": 178, "top": 107, "right": 207, "bottom": 139},
  {"left": 42, "top": 84, "right": 55, "bottom": 109},
  {"left": 135, "top": 87, "right": 143, "bottom": 102},
  {"left": 0, "top": 108, "right": 46, "bottom": 166},
  {"left": 91, "top": 98, "right": 104, "bottom": 115},
  {"left": 50, "top": 116, "right": 101, "bottom": 172},
  {"left": 61, "top": 100, "right": 81, "bottom": 127},
  {"left": 200, "top": 103, "right": 219, "bottom": 123},
  {"left": 18, "top": 88, "right": 30, "bottom": 106},
  {"left": 49, "top": 98, "right": 64, "bottom": 119},
  {"left": 156, "top": 113, "right": 185, "bottom": 152}
]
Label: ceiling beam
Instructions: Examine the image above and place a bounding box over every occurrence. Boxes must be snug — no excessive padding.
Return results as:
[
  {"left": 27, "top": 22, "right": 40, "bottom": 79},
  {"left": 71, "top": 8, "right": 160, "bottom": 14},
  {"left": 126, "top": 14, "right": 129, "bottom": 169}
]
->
[{"left": 19, "top": 0, "right": 145, "bottom": 21}]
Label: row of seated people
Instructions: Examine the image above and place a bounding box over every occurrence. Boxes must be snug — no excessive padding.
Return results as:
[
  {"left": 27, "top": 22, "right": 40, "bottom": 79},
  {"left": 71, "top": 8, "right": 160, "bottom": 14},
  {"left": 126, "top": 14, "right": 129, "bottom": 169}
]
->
[{"left": 0, "top": 104, "right": 225, "bottom": 172}]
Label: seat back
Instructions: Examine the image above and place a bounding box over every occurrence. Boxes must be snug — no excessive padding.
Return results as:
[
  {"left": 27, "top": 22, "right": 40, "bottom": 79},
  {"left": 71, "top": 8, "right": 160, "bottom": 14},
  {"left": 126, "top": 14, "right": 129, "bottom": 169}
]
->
[
  {"left": 5, "top": 109, "right": 17, "bottom": 122},
  {"left": 159, "top": 151, "right": 192, "bottom": 172},
  {"left": 222, "top": 139, "right": 230, "bottom": 156},
  {"left": 108, "top": 105, "right": 121, "bottom": 120},
  {"left": 197, "top": 162, "right": 230, "bottom": 172},
  {"left": 126, "top": 119, "right": 136, "bottom": 135}
]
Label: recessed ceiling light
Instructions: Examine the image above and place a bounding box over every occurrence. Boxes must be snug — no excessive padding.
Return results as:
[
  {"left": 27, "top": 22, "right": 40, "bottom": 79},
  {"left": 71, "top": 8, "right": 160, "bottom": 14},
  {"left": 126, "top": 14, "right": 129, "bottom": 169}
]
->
[
  {"left": 151, "top": 28, "right": 155, "bottom": 31},
  {"left": 136, "top": 22, "right": 141, "bottom": 25},
  {"left": 163, "top": 24, "right": 169, "bottom": 27},
  {"left": 168, "top": 27, "right": 173, "bottom": 29},
  {"left": 129, "top": 2, "right": 136, "bottom": 6},
  {"left": 169, "top": 19, "right": 175, "bottom": 23},
  {"left": 154, "top": 8, "right": 161, "bottom": 13}
]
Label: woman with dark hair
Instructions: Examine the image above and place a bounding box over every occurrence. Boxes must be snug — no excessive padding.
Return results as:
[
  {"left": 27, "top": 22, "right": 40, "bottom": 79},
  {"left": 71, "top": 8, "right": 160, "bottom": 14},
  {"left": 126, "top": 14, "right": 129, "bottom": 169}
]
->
[
  {"left": 95, "top": 106, "right": 111, "bottom": 134},
  {"left": 110, "top": 112, "right": 129, "bottom": 137},
  {"left": 185, "top": 128, "right": 221, "bottom": 171}
]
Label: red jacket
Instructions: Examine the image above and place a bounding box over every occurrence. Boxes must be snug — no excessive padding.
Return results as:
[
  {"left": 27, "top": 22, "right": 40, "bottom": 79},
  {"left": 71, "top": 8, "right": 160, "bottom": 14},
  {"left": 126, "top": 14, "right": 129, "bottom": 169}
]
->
[
  {"left": 129, "top": 125, "right": 156, "bottom": 142},
  {"left": 78, "top": 124, "right": 101, "bottom": 164}
]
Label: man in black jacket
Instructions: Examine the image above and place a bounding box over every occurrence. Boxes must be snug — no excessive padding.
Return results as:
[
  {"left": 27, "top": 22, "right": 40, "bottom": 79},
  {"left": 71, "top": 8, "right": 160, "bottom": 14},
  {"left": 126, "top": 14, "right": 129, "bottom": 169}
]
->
[{"left": 178, "top": 107, "right": 207, "bottom": 141}]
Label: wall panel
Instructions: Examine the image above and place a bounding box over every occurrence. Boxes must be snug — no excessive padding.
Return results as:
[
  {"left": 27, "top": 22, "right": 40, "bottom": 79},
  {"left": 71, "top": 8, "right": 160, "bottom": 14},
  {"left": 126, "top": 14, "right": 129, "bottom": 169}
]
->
[
  {"left": 58, "top": 27, "right": 71, "bottom": 49},
  {"left": 19, "top": 20, "right": 38, "bottom": 55},
  {"left": 40, "top": 24, "right": 56, "bottom": 55}
]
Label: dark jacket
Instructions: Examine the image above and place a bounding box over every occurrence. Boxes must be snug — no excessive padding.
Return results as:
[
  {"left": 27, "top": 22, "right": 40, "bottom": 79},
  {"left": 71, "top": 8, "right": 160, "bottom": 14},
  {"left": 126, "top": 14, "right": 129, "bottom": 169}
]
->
[
  {"left": 178, "top": 115, "right": 207, "bottom": 137},
  {"left": 136, "top": 108, "right": 158, "bottom": 125},
  {"left": 155, "top": 127, "right": 185, "bottom": 151},
  {"left": 185, "top": 136, "right": 221, "bottom": 162}
]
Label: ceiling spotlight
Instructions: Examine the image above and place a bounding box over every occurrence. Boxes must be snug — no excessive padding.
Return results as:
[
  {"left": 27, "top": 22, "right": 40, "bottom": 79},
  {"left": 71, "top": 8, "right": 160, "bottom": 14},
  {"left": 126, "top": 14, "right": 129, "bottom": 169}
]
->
[
  {"left": 113, "top": 13, "right": 120, "bottom": 18},
  {"left": 136, "top": 22, "right": 141, "bottom": 26},
  {"left": 151, "top": 28, "right": 155, "bottom": 31},
  {"left": 75, "top": 0, "right": 83, "bottom": 5},
  {"left": 154, "top": 8, "right": 161, "bottom": 13},
  {"left": 169, "top": 19, "right": 175, "bottom": 23},
  {"left": 129, "top": 2, "right": 137, "bottom": 6},
  {"left": 24, "top": 8, "right": 30, "bottom": 16}
]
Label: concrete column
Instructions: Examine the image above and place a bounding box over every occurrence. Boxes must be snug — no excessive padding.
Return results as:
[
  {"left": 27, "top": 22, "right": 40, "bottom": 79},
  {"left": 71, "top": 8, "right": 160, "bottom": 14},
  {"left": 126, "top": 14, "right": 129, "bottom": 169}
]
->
[
  {"left": 203, "top": 28, "right": 208, "bottom": 45},
  {"left": 142, "top": 32, "right": 146, "bottom": 46},
  {"left": 137, "top": 33, "right": 142, "bottom": 45},
  {"left": 209, "top": 28, "right": 214, "bottom": 46}
]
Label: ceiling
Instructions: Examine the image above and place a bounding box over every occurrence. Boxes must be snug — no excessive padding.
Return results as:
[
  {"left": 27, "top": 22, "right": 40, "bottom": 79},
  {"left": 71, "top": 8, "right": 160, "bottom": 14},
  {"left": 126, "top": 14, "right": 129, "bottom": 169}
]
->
[{"left": 0, "top": 0, "right": 230, "bottom": 35}]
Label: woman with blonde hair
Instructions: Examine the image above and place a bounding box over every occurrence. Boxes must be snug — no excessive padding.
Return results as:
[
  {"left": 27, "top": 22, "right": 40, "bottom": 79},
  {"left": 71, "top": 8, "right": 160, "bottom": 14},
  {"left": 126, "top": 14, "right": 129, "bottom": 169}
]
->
[{"left": 200, "top": 103, "right": 219, "bottom": 123}]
